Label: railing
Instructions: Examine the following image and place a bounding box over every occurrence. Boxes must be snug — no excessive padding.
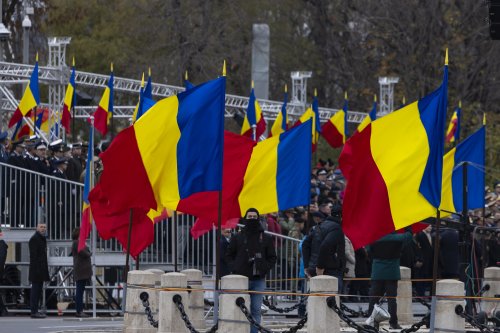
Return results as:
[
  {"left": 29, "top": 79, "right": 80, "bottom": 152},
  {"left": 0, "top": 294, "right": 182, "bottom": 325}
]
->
[{"left": 0, "top": 162, "right": 301, "bottom": 293}]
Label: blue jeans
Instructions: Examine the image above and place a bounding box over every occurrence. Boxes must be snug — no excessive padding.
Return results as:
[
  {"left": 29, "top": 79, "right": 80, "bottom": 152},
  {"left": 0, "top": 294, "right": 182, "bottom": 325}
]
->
[
  {"left": 248, "top": 278, "right": 266, "bottom": 333},
  {"left": 75, "top": 279, "right": 87, "bottom": 313}
]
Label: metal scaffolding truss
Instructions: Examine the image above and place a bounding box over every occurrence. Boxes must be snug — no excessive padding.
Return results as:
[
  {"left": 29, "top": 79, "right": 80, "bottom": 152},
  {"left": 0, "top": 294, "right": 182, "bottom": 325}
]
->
[{"left": 0, "top": 60, "right": 368, "bottom": 124}]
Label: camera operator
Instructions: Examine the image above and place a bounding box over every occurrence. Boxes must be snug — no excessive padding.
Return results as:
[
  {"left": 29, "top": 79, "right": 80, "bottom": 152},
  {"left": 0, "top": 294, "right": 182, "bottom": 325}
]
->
[{"left": 225, "top": 208, "right": 277, "bottom": 333}]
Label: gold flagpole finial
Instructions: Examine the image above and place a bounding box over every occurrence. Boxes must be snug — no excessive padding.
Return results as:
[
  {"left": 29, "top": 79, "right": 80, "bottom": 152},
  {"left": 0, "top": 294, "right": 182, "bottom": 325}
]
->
[
  {"left": 374, "top": 94, "right": 377, "bottom": 102},
  {"left": 251, "top": 80, "right": 255, "bottom": 89},
  {"left": 141, "top": 72, "right": 145, "bottom": 87},
  {"left": 222, "top": 60, "right": 226, "bottom": 77},
  {"left": 36, "top": 52, "right": 39, "bottom": 62},
  {"left": 445, "top": 48, "right": 448, "bottom": 66},
  {"left": 72, "top": 56, "right": 75, "bottom": 67},
  {"left": 459, "top": 100, "right": 462, "bottom": 108},
  {"left": 111, "top": 62, "right": 114, "bottom": 72},
  {"left": 403, "top": 96, "right": 406, "bottom": 105},
  {"left": 483, "top": 113, "right": 486, "bottom": 126},
  {"left": 185, "top": 70, "right": 188, "bottom": 81},
  {"left": 344, "top": 91, "right": 348, "bottom": 100},
  {"left": 285, "top": 84, "right": 287, "bottom": 93},
  {"left": 314, "top": 88, "right": 317, "bottom": 97},
  {"left": 148, "top": 67, "right": 151, "bottom": 77}
]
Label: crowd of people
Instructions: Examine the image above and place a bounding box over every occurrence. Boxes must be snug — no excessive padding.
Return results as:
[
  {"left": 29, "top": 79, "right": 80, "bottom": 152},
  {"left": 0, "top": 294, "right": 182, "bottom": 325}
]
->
[{"left": 221, "top": 159, "right": 500, "bottom": 329}]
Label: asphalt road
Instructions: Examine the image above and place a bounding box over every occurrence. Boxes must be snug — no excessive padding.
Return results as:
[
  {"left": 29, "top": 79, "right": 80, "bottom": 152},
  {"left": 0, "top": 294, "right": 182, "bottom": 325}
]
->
[{"left": 0, "top": 317, "right": 123, "bottom": 333}]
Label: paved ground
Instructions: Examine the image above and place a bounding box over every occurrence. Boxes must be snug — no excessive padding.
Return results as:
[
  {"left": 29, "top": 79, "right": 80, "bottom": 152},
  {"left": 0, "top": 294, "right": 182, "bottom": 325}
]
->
[{"left": 0, "top": 302, "right": 432, "bottom": 333}]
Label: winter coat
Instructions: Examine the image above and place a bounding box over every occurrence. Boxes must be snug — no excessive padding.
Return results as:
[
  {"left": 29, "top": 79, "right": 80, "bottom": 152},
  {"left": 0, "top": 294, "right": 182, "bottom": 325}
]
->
[
  {"left": 72, "top": 240, "right": 92, "bottom": 281},
  {"left": 368, "top": 231, "right": 412, "bottom": 281},
  {"left": 316, "top": 217, "right": 346, "bottom": 275},
  {"left": 29, "top": 231, "right": 50, "bottom": 282},
  {"left": 225, "top": 224, "right": 277, "bottom": 280}
]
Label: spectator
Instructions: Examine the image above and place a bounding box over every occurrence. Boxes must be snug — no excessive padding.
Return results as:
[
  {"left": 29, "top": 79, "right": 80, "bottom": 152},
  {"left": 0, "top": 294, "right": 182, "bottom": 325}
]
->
[
  {"left": 344, "top": 236, "right": 356, "bottom": 296},
  {"left": 220, "top": 228, "right": 232, "bottom": 277},
  {"left": 0, "top": 228, "right": 8, "bottom": 316},
  {"left": 351, "top": 247, "right": 371, "bottom": 302},
  {"left": 278, "top": 209, "right": 295, "bottom": 235},
  {"left": 415, "top": 225, "right": 433, "bottom": 296},
  {"left": 225, "top": 208, "right": 277, "bottom": 333},
  {"left": 71, "top": 228, "right": 91, "bottom": 317},
  {"left": 29, "top": 223, "right": 49, "bottom": 319},
  {"left": 287, "top": 217, "right": 305, "bottom": 292},
  {"left": 366, "top": 230, "right": 413, "bottom": 330}
]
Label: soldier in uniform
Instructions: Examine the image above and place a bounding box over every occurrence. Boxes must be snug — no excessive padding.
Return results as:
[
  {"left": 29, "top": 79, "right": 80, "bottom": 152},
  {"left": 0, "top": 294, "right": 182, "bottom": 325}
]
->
[
  {"left": 48, "top": 158, "right": 70, "bottom": 239},
  {"left": 66, "top": 143, "right": 83, "bottom": 182}
]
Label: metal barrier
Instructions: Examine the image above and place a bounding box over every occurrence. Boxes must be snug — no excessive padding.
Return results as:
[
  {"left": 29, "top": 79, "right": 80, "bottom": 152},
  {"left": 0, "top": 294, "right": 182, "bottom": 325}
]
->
[{"left": 0, "top": 162, "right": 302, "bottom": 292}]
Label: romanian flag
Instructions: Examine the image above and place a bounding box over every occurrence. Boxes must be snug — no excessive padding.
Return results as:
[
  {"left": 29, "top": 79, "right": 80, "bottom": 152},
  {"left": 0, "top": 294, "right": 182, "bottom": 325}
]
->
[
  {"left": 339, "top": 53, "right": 448, "bottom": 249},
  {"left": 90, "top": 76, "right": 225, "bottom": 216},
  {"left": 445, "top": 102, "right": 461, "bottom": 143},
  {"left": 61, "top": 59, "right": 76, "bottom": 133},
  {"left": 241, "top": 84, "right": 266, "bottom": 141},
  {"left": 78, "top": 125, "right": 94, "bottom": 252},
  {"left": 238, "top": 120, "right": 312, "bottom": 214},
  {"left": 357, "top": 95, "right": 377, "bottom": 133},
  {"left": 93, "top": 64, "right": 114, "bottom": 136},
  {"left": 8, "top": 58, "right": 40, "bottom": 128},
  {"left": 270, "top": 86, "right": 288, "bottom": 137},
  {"left": 322, "top": 92, "right": 349, "bottom": 148},
  {"left": 440, "top": 124, "right": 485, "bottom": 213}
]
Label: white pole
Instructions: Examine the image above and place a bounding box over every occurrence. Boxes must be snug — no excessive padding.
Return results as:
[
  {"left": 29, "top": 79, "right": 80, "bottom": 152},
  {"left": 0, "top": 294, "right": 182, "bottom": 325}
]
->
[
  {"left": 90, "top": 116, "right": 97, "bottom": 318},
  {"left": 251, "top": 124, "right": 257, "bottom": 142}
]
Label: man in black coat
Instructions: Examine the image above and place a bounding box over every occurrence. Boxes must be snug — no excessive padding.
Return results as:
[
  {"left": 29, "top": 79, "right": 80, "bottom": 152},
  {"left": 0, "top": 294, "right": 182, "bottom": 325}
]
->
[
  {"left": 225, "top": 208, "right": 277, "bottom": 333},
  {"left": 29, "top": 223, "right": 50, "bottom": 318},
  {"left": 0, "top": 228, "right": 8, "bottom": 315}
]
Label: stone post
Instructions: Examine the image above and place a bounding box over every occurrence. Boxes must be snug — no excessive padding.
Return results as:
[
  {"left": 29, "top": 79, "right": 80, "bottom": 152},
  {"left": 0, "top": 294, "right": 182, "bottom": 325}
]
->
[
  {"left": 482, "top": 267, "right": 500, "bottom": 314},
  {"left": 218, "top": 275, "right": 250, "bottom": 333},
  {"left": 180, "top": 269, "right": 205, "bottom": 330},
  {"left": 307, "top": 275, "right": 339, "bottom": 333},
  {"left": 434, "top": 279, "right": 465, "bottom": 333},
  {"left": 397, "top": 266, "right": 413, "bottom": 323},
  {"left": 158, "top": 272, "right": 189, "bottom": 333},
  {"left": 124, "top": 270, "right": 158, "bottom": 333}
]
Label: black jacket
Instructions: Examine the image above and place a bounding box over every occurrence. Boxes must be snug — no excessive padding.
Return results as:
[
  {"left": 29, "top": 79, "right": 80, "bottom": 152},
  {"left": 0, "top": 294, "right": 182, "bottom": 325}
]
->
[
  {"left": 225, "top": 224, "right": 277, "bottom": 280},
  {"left": 0, "top": 240, "right": 7, "bottom": 278},
  {"left": 316, "top": 218, "right": 346, "bottom": 274},
  {"left": 72, "top": 240, "right": 92, "bottom": 281},
  {"left": 29, "top": 231, "right": 50, "bottom": 282}
]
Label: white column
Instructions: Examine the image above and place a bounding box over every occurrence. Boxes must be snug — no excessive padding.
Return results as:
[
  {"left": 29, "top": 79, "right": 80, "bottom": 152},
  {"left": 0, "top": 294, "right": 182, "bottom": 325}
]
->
[
  {"left": 397, "top": 266, "right": 413, "bottom": 323},
  {"left": 435, "top": 279, "right": 465, "bottom": 333},
  {"left": 124, "top": 270, "right": 158, "bottom": 333},
  {"left": 218, "top": 275, "right": 250, "bottom": 333},
  {"left": 158, "top": 272, "right": 189, "bottom": 333},
  {"left": 307, "top": 275, "right": 339, "bottom": 333},
  {"left": 482, "top": 267, "right": 500, "bottom": 315},
  {"left": 181, "top": 269, "right": 205, "bottom": 330}
]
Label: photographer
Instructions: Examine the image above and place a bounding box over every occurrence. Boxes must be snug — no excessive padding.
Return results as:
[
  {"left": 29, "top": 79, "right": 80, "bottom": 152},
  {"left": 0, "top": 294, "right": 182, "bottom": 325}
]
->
[{"left": 225, "top": 208, "right": 277, "bottom": 333}]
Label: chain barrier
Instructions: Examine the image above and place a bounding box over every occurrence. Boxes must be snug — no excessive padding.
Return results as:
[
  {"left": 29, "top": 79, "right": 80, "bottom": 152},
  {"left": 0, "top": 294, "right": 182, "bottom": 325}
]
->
[
  {"left": 340, "top": 302, "right": 369, "bottom": 318},
  {"left": 412, "top": 293, "right": 431, "bottom": 310},
  {"left": 172, "top": 294, "right": 218, "bottom": 333},
  {"left": 139, "top": 292, "right": 159, "bottom": 328},
  {"left": 326, "top": 296, "right": 379, "bottom": 333},
  {"left": 236, "top": 297, "right": 307, "bottom": 333},
  {"left": 262, "top": 296, "right": 307, "bottom": 314},
  {"left": 455, "top": 305, "right": 499, "bottom": 333},
  {"left": 399, "top": 313, "right": 430, "bottom": 333}
]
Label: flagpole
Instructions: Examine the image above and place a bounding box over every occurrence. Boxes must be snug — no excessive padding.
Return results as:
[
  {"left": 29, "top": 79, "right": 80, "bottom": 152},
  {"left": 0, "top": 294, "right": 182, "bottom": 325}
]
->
[
  {"left": 461, "top": 161, "right": 473, "bottom": 314},
  {"left": 429, "top": 208, "right": 441, "bottom": 332},
  {"left": 90, "top": 116, "right": 97, "bottom": 318},
  {"left": 125, "top": 208, "right": 133, "bottom": 276},
  {"left": 173, "top": 211, "right": 178, "bottom": 272},
  {"left": 72, "top": 104, "right": 76, "bottom": 142},
  {"left": 252, "top": 124, "right": 257, "bottom": 142}
]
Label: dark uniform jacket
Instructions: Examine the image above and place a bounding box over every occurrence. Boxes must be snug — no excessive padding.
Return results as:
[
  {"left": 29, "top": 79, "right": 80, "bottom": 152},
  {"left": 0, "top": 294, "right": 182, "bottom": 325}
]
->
[
  {"left": 71, "top": 240, "right": 92, "bottom": 281},
  {"left": 29, "top": 231, "right": 50, "bottom": 282},
  {"left": 225, "top": 223, "right": 277, "bottom": 280},
  {"left": 315, "top": 217, "right": 346, "bottom": 275},
  {"left": 368, "top": 231, "right": 412, "bottom": 280}
]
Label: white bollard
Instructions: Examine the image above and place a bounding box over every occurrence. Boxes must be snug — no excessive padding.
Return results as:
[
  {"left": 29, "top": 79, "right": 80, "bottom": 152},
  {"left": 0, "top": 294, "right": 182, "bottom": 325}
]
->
[
  {"left": 435, "top": 279, "right": 465, "bottom": 333},
  {"left": 307, "top": 275, "right": 339, "bottom": 333},
  {"left": 124, "top": 270, "right": 158, "bottom": 333},
  {"left": 180, "top": 269, "right": 205, "bottom": 330},
  {"left": 397, "top": 266, "right": 414, "bottom": 323},
  {"left": 158, "top": 272, "right": 189, "bottom": 333},
  {"left": 482, "top": 267, "right": 500, "bottom": 315},
  {"left": 218, "top": 275, "right": 251, "bottom": 333}
]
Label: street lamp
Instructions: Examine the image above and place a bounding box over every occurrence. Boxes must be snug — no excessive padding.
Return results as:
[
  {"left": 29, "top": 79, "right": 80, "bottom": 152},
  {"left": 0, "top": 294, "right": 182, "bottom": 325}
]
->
[{"left": 22, "top": 15, "right": 31, "bottom": 64}]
